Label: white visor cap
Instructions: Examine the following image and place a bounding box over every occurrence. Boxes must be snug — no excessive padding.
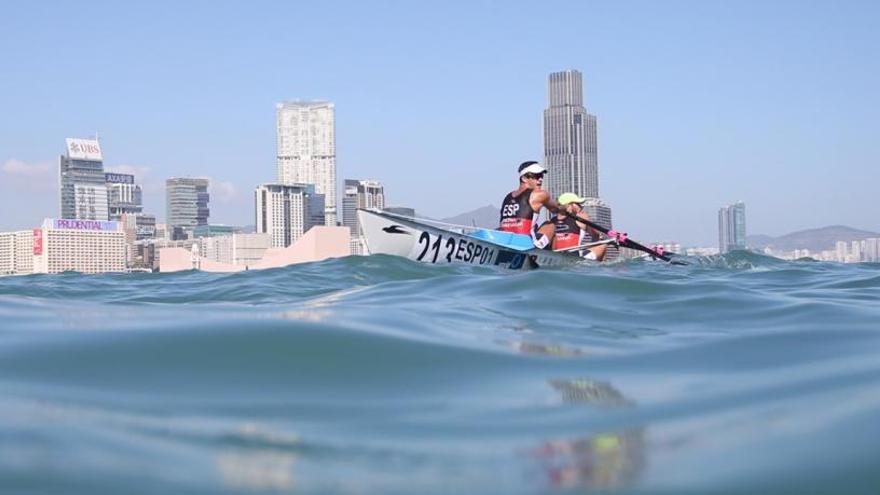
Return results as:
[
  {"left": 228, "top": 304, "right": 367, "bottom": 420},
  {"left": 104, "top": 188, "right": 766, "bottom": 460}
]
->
[{"left": 519, "top": 163, "right": 547, "bottom": 176}]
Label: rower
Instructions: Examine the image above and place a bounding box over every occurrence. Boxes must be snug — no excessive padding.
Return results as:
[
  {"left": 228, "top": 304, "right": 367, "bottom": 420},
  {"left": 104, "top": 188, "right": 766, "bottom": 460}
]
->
[
  {"left": 546, "top": 193, "right": 608, "bottom": 261},
  {"left": 499, "top": 161, "right": 559, "bottom": 248}
]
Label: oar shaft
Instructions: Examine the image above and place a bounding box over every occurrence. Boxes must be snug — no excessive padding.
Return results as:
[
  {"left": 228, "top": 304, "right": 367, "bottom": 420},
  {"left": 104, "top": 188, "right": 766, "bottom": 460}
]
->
[{"left": 565, "top": 213, "right": 679, "bottom": 263}]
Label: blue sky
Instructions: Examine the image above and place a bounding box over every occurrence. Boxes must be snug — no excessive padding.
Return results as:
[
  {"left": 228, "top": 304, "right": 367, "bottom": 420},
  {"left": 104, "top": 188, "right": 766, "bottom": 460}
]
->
[{"left": 1, "top": 1, "right": 877, "bottom": 245}]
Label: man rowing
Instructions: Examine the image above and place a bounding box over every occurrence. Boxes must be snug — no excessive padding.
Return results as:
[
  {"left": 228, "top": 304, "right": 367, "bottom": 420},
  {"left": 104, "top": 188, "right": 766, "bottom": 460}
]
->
[
  {"left": 499, "top": 161, "right": 559, "bottom": 248},
  {"left": 544, "top": 193, "right": 608, "bottom": 261}
]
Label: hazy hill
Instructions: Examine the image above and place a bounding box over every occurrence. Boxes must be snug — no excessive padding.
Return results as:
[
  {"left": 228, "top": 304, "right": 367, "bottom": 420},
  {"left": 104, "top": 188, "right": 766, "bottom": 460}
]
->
[
  {"left": 440, "top": 205, "right": 498, "bottom": 229},
  {"left": 748, "top": 225, "right": 879, "bottom": 252}
]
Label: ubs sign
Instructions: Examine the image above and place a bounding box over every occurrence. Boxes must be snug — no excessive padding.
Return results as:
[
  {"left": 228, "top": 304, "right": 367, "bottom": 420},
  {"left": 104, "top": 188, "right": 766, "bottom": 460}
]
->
[{"left": 66, "top": 138, "right": 103, "bottom": 161}]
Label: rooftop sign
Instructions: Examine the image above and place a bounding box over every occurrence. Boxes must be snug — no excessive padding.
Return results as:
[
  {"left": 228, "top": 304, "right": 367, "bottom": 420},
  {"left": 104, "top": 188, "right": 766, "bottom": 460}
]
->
[
  {"left": 105, "top": 173, "right": 135, "bottom": 184},
  {"left": 46, "top": 219, "right": 119, "bottom": 232},
  {"left": 66, "top": 138, "right": 103, "bottom": 161}
]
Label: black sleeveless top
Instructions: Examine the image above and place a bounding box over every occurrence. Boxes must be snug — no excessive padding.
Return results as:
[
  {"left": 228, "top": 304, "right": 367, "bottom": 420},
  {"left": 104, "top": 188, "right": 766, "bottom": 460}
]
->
[
  {"left": 499, "top": 189, "right": 537, "bottom": 235},
  {"left": 551, "top": 216, "right": 582, "bottom": 249}
]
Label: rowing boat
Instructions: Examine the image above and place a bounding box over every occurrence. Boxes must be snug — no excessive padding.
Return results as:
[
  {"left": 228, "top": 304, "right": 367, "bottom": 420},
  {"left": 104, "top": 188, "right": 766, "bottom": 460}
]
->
[{"left": 357, "top": 208, "right": 595, "bottom": 270}]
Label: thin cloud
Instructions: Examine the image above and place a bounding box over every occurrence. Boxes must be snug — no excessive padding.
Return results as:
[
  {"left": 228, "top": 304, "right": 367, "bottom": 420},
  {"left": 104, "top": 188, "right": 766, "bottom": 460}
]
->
[
  {"left": 209, "top": 179, "right": 238, "bottom": 203},
  {"left": 2, "top": 159, "right": 51, "bottom": 177}
]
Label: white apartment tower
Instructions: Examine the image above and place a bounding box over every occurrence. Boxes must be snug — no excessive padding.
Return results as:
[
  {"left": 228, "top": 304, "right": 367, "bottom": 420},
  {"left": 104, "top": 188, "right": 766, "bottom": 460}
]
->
[
  {"left": 543, "top": 70, "right": 599, "bottom": 200},
  {"left": 255, "top": 183, "right": 308, "bottom": 248},
  {"left": 276, "top": 101, "right": 337, "bottom": 226}
]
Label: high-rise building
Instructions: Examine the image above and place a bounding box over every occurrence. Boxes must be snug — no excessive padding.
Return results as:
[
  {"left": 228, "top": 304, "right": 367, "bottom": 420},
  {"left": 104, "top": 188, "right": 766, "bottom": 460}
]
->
[
  {"left": 276, "top": 101, "right": 337, "bottom": 226},
  {"left": 166, "top": 177, "right": 210, "bottom": 240},
  {"left": 581, "top": 198, "right": 613, "bottom": 231},
  {"left": 851, "top": 240, "right": 863, "bottom": 263},
  {"left": 718, "top": 201, "right": 747, "bottom": 253},
  {"left": 864, "top": 238, "right": 879, "bottom": 263},
  {"left": 836, "top": 241, "right": 848, "bottom": 263},
  {"left": 304, "top": 186, "right": 326, "bottom": 232},
  {"left": 342, "top": 179, "right": 385, "bottom": 236},
  {"left": 60, "top": 138, "right": 109, "bottom": 221},
  {"left": 105, "top": 172, "right": 143, "bottom": 220},
  {"left": 254, "top": 183, "right": 308, "bottom": 248},
  {"left": 543, "top": 70, "right": 599, "bottom": 201}
]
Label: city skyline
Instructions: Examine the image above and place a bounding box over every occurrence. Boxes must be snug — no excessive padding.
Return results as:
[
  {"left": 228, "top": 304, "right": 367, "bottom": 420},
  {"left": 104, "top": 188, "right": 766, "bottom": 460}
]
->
[{"left": 1, "top": 2, "right": 878, "bottom": 246}]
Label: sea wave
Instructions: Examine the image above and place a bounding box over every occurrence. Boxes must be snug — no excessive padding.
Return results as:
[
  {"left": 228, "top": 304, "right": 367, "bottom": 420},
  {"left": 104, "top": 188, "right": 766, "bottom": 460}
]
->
[{"left": 1, "top": 253, "right": 879, "bottom": 493}]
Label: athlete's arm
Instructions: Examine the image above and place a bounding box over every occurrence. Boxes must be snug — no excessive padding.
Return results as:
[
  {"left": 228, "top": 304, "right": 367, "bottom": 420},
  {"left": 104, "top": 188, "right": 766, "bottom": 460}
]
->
[
  {"left": 531, "top": 190, "right": 559, "bottom": 214},
  {"left": 574, "top": 212, "right": 600, "bottom": 238}
]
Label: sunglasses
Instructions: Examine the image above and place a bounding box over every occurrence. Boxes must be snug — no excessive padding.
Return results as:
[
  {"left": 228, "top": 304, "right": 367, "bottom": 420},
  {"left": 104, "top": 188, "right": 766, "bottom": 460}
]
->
[{"left": 524, "top": 173, "right": 545, "bottom": 179}]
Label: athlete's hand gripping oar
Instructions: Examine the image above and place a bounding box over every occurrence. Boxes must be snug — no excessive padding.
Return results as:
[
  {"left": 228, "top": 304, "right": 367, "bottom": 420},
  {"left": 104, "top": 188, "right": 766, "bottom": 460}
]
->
[{"left": 565, "top": 213, "right": 688, "bottom": 265}]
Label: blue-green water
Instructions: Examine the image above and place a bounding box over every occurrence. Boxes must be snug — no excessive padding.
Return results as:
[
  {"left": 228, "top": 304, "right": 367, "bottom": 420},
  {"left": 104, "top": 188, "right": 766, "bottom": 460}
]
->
[{"left": 1, "top": 253, "right": 879, "bottom": 494}]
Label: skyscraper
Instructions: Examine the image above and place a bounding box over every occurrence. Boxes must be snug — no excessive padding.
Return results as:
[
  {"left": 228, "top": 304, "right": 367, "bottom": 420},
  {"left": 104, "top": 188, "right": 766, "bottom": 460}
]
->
[
  {"left": 718, "top": 201, "right": 747, "bottom": 253},
  {"left": 59, "top": 138, "right": 109, "bottom": 221},
  {"left": 303, "top": 185, "right": 326, "bottom": 232},
  {"left": 254, "top": 183, "right": 307, "bottom": 248},
  {"left": 342, "top": 179, "right": 385, "bottom": 236},
  {"left": 276, "top": 101, "right": 337, "bottom": 226},
  {"left": 105, "top": 172, "right": 143, "bottom": 220},
  {"left": 543, "top": 70, "right": 599, "bottom": 200},
  {"left": 166, "top": 178, "right": 210, "bottom": 240},
  {"left": 581, "top": 198, "right": 613, "bottom": 232}
]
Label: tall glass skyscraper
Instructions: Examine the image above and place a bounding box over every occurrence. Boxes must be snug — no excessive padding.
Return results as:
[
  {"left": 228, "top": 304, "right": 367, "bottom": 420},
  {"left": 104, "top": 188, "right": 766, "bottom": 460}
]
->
[
  {"left": 543, "top": 70, "right": 599, "bottom": 200},
  {"left": 59, "top": 138, "right": 109, "bottom": 221},
  {"left": 276, "top": 101, "right": 337, "bottom": 226},
  {"left": 718, "top": 201, "right": 747, "bottom": 253},
  {"left": 166, "top": 177, "right": 210, "bottom": 240}
]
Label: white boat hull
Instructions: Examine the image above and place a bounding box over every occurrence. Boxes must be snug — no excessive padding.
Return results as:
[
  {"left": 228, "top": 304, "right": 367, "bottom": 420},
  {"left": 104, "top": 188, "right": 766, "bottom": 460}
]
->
[{"left": 357, "top": 209, "right": 581, "bottom": 270}]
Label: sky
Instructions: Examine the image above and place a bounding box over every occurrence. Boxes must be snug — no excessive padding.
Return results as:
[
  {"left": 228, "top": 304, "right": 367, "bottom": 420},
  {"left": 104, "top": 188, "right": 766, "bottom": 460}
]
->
[{"left": 1, "top": 0, "right": 877, "bottom": 246}]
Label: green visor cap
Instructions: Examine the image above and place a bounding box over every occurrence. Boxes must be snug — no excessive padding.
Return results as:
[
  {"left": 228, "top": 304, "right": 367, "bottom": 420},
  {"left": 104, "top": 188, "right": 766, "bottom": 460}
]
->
[{"left": 557, "top": 192, "right": 587, "bottom": 205}]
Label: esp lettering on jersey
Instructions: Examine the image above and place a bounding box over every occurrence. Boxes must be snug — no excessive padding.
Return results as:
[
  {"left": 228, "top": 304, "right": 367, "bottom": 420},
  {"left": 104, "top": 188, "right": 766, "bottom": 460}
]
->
[{"left": 499, "top": 190, "right": 536, "bottom": 235}]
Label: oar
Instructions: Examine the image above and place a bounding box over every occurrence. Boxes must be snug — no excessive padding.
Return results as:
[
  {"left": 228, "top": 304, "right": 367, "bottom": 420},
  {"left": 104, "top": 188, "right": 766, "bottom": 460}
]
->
[{"left": 565, "top": 213, "right": 688, "bottom": 265}]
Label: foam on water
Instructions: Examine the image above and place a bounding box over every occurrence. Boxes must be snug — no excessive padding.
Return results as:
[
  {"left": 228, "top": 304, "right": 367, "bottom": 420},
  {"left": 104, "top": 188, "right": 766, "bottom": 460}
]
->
[{"left": 1, "top": 253, "right": 879, "bottom": 494}]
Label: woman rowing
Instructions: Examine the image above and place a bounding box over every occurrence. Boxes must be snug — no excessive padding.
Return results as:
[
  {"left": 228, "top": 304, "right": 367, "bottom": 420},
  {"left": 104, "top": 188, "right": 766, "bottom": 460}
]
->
[{"left": 543, "top": 193, "right": 607, "bottom": 261}]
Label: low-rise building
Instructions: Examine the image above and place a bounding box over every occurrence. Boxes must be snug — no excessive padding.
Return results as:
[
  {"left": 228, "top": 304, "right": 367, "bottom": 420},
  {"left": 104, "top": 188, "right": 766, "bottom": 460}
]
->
[
  {"left": 32, "top": 219, "right": 126, "bottom": 274},
  {"left": 349, "top": 237, "right": 366, "bottom": 256},
  {"left": 199, "top": 233, "right": 271, "bottom": 266},
  {"left": 0, "top": 231, "right": 35, "bottom": 276}
]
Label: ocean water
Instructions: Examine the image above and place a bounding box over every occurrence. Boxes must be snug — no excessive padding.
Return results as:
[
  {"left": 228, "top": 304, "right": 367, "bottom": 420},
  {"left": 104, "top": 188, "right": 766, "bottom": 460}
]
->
[{"left": 1, "top": 252, "right": 880, "bottom": 494}]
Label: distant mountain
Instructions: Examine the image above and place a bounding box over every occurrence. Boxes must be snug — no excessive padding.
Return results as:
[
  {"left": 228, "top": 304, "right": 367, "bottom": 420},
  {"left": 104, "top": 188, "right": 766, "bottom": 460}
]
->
[
  {"left": 745, "top": 234, "right": 775, "bottom": 250},
  {"left": 748, "top": 225, "right": 879, "bottom": 253},
  {"left": 440, "top": 205, "right": 498, "bottom": 229}
]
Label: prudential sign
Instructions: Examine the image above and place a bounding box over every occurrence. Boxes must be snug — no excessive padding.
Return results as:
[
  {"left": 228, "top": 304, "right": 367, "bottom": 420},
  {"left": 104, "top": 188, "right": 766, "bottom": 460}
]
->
[{"left": 65, "top": 138, "right": 103, "bottom": 161}]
